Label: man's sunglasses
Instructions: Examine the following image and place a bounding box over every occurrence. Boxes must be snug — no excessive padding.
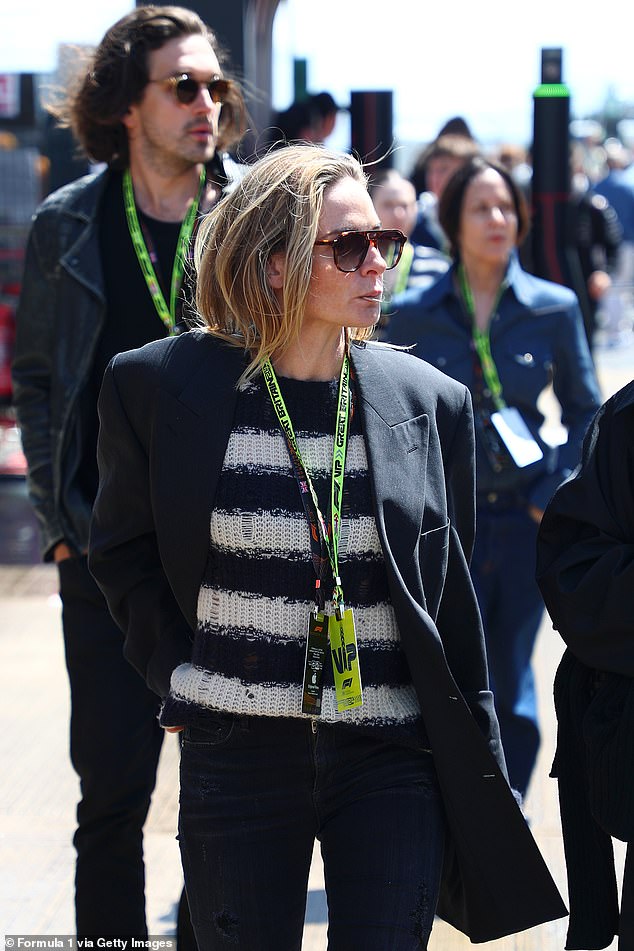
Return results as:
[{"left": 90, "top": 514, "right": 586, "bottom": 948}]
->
[
  {"left": 314, "top": 229, "right": 406, "bottom": 272},
  {"left": 149, "top": 74, "right": 232, "bottom": 106}
]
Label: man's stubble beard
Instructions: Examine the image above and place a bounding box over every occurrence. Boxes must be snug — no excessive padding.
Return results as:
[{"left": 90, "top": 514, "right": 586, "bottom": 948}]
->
[{"left": 137, "top": 125, "right": 217, "bottom": 178}]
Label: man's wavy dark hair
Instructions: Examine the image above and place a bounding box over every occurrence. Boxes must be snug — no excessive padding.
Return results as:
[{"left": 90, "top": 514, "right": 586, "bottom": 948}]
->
[{"left": 52, "top": 5, "right": 246, "bottom": 169}]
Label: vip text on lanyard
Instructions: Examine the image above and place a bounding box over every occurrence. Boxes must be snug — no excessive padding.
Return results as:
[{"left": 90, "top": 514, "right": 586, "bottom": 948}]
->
[{"left": 262, "top": 357, "right": 363, "bottom": 713}]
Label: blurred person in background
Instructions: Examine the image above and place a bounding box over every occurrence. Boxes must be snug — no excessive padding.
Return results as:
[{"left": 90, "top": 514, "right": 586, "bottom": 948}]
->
[
  {"left": 11, "top": 5, "right": 246, "bottom": 939},
  {"left": 409, "top": 133, "right": 481, "bottom": 251},
  {"left": 307, "top": 91, "right": 341, "bottom": 144},
  {"left": 592, "top": 139, "right": 634, "bottom": 345},
  {"left": 436, "top": 115, "right": 475, "bottom": 139},
  {"left": 267, "top": 100, "right": 315, "bottom": 148},
  {"left": 266, "top": 92, "right": 342, "bottom": 150},
  {"left": 368, "top": 168, "right": 449, "bottom": 307},
  {"left": 385, "top": 156, "right": 601, "bottom": 799},
  {"left": 569, "top": 146, "right": 622, "bottom": 350},
  {"left": 495, "top": 142, "right": 532, "bottom": 191}
]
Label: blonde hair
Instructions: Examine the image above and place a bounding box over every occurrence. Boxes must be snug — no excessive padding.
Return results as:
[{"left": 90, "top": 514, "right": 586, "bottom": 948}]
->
[{"left": 194, "top": 144, "right": 373, "bottom": 383}]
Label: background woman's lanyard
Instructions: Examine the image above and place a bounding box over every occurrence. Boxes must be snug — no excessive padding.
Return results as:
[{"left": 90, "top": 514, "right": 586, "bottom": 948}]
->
[
  {"left": 391, "top": 240, "right": 414, "bottom": 297},
  {"left": 458, "top": 263, "right": 507, "bottom": 410},
  {"left": 262, "top": 357, "right": 350, "bottom": 616},
  {"left": 123, "top": 167, "right": 205, "bottom": 334}
]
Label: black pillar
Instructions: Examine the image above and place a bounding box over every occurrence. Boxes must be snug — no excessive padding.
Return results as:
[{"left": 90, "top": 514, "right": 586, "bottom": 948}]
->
[
  {"left": 349, "top": 91, "right": 393, "bottom": 170},
  {"left": 530, "top": 48, "right": 571, "bottom": 286}
]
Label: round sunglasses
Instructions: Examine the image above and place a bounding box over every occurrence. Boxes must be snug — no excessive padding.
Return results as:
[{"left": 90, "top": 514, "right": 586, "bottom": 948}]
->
[
  {"left": 314, "top": 229, "right": 406, "bottom": 272},
  {"left": 148, "top": 73, "right": 232, "bottom": 106}
]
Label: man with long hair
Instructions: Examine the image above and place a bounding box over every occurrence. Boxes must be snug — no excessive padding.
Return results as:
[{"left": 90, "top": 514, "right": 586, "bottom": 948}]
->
[{"left": 12, "top": 6, "right": 245, "bottom": 939}]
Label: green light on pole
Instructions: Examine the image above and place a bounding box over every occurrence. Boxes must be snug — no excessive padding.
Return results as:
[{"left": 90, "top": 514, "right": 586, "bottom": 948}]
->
[{"left": 533, "top": 83, "right": 570, "bottom": 98}]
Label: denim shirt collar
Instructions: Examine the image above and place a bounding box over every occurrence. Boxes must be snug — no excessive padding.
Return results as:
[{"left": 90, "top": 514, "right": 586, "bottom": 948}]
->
[{"left": 426, "top": 251, "right": 532, "bottom": 311}]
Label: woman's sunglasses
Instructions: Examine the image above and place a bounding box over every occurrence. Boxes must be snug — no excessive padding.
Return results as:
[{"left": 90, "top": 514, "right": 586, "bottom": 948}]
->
[
  {"left": 149, "top": 73, "right": 232, "bottom": 106},
  {"left": 314, "top": 229, "right": 406, "bottom": 272}
]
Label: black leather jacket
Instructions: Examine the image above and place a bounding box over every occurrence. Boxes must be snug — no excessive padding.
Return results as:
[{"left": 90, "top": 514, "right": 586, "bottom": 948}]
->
[{"left": 12, "top": 170, "right": 109, "bottom": 559}]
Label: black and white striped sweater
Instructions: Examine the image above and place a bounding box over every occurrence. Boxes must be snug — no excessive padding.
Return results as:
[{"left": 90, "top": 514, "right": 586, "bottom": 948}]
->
[{"left": 160, "top": 371, "right": 428, "bottom": 746}]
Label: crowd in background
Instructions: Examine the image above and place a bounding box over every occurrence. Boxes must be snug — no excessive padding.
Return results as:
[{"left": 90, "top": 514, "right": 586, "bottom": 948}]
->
[
  {"left": 253, "top": 95, "right": 634, "bottom": 352},
  {"left": 4, "top": 93, "right": 634, "bottom": 357}
]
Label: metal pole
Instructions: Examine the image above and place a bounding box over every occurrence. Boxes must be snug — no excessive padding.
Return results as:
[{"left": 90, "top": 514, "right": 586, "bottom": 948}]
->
[
  {"left": 349, "top": 91, "right": 393, "bottom": 170},
  {"left": 530, "top": 48, "right": 571, "bottom": 286}
]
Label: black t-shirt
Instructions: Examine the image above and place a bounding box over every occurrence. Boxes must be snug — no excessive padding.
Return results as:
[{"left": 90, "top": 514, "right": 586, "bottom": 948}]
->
[{"left": 79, "top": 171, "right": 181, "bottom": 502}]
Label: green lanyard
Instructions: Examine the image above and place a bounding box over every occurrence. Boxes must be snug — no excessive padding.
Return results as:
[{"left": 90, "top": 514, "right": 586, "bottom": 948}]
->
[
  {"left": 122, "top": 167, "right": 205, "bottom": 334},
  {"left": 262, "top": 356, "right": 350, "bottom": 613},
  {"left": 458, "top": 263, "right": 507, "bottom": 410}
]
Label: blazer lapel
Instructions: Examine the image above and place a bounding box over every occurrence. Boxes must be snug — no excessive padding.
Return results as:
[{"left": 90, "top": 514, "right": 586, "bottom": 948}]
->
[
  {"left": 351, "top": 343, "right": 429, "bottom": 598},
  {"left": 152, "top": 336, "right": 244, "bottom": 628}
]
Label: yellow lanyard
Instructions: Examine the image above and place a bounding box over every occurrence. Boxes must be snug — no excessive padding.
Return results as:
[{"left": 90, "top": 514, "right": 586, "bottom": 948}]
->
[
  {"left": 458, "top": 264, "right": 507, "bottom": 410},
  {"left": 122, "top": 167, "right": 205, "bottom": 334}
]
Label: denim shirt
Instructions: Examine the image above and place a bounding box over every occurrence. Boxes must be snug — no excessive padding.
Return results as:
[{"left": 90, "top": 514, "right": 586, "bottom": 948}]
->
[
  {"left": 12, "top": 171, "right": 109, "bottom": 558},
  {"left": 387, "top": 256, "right": 602, "bottom": 511}
]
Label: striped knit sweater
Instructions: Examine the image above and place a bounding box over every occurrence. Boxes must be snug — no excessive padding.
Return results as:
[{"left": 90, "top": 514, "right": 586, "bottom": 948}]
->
[{"left": 160, "top": 371, "right": 428, "bottom": 747}]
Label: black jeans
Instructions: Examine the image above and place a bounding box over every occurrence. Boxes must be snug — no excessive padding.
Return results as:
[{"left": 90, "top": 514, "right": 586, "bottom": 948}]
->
[
  {"left": 178, "top": 714, "right": 446, "bottom": 950},
  {"left": 58, "top": 556, "right": 164, "bottom": 938}
]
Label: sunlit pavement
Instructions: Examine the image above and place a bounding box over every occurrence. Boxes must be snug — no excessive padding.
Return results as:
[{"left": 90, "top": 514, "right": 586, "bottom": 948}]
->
[{"left": 0, "top": 338, "right": 631, "bottom": 947}]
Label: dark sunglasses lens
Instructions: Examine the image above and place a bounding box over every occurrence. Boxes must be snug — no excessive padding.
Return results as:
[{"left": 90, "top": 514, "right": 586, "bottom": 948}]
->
[
  {"left": 335, "top": 233, "right": 369, "bottom": 272},
  {"left": 209, "top": 79, "right": 230, "bottom": 103},
  {"left": 175, "top": 78, "right": 229, "bottom": 105},
  {"left": 333, "top": 232, "right": 403, "bottom": 271},
  {"left": 175, "top": 78, "right": 199, "bottom": 104},
  {"left": 376, "top": 234, "right": 402, "bottom": 269}
]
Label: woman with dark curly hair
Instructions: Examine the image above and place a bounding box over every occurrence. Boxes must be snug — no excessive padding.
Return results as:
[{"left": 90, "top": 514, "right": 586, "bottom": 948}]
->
[{"left": 386, "top": 156, "right": 601, "bottom": 799}]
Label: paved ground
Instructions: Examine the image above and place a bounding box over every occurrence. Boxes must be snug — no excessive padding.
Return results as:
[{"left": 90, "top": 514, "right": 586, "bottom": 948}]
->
[{"left": 1, "top": 337, "right": 631, "bottom": 948}]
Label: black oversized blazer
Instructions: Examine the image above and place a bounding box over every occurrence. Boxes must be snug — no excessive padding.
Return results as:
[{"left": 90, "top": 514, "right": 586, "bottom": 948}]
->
[
  {"left": 89, "top": 330, "right": 566, "bottom": 942},
  {"left": 537, "top": 381, "right": 634, "bottom": 948}
]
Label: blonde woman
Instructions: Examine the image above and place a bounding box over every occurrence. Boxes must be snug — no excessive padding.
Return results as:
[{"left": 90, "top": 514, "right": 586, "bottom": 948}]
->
[{"left": 89, "top": 146, "right": 565, "bottom": 949}]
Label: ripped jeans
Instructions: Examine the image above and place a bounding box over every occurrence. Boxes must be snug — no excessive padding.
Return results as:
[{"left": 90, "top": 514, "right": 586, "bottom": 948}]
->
[{"left": 178, "top": 713, "right": 446, "bottom": 950}]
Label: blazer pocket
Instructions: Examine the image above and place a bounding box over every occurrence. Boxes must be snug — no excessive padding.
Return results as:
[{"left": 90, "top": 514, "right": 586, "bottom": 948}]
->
[{"left": 417, "top": 520, "right": 450, "bottom": 620}]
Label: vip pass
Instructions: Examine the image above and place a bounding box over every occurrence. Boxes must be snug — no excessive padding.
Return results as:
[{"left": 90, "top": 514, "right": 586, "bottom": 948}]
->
[
  {"left": 123, "top": 167, "right": 205, "bottom": 334},
  {"left": 458, "top": 264, "right": 543, "bottom": 468},
  {"left": 262, "top": 357, "right": 363, "bottom": 714}
]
